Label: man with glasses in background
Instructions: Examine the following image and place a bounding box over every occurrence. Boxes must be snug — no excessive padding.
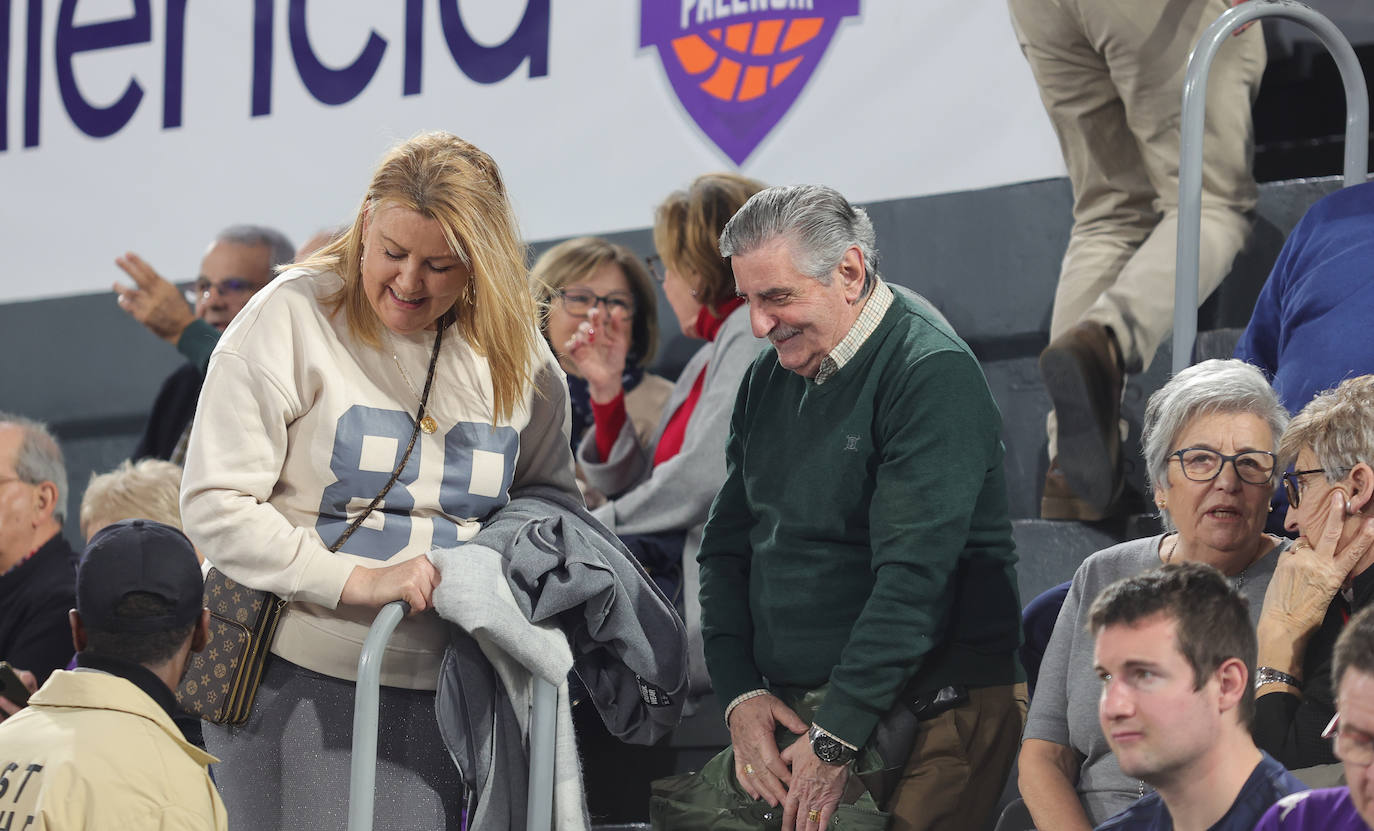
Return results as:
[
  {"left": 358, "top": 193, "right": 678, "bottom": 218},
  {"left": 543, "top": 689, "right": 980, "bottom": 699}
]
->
[
  {"left": 1256, "top": 604, "right": 1374, "bottom": 829},
  {"left": 113, "top": 225, "right": 294, "bottom": 462}
]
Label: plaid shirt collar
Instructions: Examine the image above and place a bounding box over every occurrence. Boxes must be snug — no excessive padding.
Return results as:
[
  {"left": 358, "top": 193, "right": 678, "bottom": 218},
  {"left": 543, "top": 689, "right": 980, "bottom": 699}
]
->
[{"left": 814, "top": 280, "right": 893, "bottom": 385}]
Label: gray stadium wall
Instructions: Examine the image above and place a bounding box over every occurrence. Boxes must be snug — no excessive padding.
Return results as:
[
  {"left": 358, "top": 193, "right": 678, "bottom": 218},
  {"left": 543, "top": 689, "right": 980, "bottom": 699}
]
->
[{"left": 0, "top": 175, "right": 1343, "bottom": 543}]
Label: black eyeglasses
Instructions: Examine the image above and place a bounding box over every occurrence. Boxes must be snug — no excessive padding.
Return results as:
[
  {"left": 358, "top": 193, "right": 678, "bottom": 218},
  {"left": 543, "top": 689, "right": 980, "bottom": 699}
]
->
[
  {"left": 644, "top": 254, "right": 665, "bottom": 284},
  {"left": 1169, "top": 448, "right": 1277, "bottom": 486},
  {"left": 557, "top": 288, "right": 635, "bottom": 318},
  {"left": 1282, "top": 467, "right": 1352, "bottom": 508}
]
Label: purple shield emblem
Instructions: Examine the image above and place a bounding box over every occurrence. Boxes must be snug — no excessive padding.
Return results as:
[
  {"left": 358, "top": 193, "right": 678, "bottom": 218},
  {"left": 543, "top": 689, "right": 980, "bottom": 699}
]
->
[{"left": 641, "top": 1, "right": 861, "bottom": 165}]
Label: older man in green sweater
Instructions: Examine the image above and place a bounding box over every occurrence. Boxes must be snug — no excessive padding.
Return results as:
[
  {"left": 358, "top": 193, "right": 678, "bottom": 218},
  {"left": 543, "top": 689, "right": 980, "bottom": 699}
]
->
[{"left": 698, "top": 185, "right": 1024, "bottom": 831}]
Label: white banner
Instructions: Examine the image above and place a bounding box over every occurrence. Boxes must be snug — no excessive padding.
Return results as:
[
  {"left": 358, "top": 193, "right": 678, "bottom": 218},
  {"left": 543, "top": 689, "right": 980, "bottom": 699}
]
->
[{"left": 0, "top": 0, "right": 1063, "bottom": 303}]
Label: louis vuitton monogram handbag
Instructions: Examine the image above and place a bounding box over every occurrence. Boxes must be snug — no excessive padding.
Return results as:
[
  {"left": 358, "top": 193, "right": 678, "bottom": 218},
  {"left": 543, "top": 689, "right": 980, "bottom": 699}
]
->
[
  {"left": 175, "top": 570, "right": 286, "bottom": 725},
  {"left": 174, "top": 316, "right": 447, "bottom": 725}
]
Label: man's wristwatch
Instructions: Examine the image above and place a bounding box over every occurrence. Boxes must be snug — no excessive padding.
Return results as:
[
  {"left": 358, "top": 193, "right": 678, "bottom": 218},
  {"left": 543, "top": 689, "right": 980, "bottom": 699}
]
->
[
  {"left": 808, "top": 725, "right": 856, "bottom": 766},
  {"left": 1254, "top": 666, "right": 1301, "bottom": 691}
]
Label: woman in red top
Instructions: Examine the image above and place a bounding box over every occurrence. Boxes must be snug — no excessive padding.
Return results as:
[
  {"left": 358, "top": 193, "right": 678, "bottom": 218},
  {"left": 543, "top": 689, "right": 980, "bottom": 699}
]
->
[
  {"left": 565, "top": 173, "right": 765, "bottom": 607},
  {"left": 561, "top": 171, "right": 766, "bottom": 822}
]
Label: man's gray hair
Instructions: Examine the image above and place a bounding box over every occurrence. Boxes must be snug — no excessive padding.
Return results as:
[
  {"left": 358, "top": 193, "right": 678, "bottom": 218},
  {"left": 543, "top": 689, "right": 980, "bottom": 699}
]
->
[
  {"left": 718, "top": 184, "right": 878, "bottom": 296},
  {"left": 1141, "top": 359, "right": 1287, "bottom": 529},
  {"left": 216, "top": 224, "right": 296, "bottom": 272},
  {"left": 0, "top": 411, "right": 68, "bottom": 524}
]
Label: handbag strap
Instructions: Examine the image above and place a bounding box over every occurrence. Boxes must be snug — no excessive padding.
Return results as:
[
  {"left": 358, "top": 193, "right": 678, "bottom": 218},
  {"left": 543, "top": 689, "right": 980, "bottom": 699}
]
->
[{"left": 329, "top": 313, "right": 450, "bottom": 553}]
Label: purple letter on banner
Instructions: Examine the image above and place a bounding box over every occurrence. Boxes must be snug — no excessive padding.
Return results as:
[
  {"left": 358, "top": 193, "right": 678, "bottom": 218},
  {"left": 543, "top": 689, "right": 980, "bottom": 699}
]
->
[{"left": 641, "top": 0, "right": 860, "bottom": 165}]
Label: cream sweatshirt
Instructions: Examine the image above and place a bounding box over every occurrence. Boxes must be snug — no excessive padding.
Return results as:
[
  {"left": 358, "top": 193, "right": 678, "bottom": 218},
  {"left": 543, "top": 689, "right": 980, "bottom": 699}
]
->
[{"left": 181, "top": 268, "right": 578, "bottom": 689}]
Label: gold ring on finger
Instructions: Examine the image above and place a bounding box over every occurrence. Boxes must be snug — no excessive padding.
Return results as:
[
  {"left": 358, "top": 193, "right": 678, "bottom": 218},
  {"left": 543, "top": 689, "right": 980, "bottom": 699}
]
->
[
  {"left": 744, "top": 763, "right": 755, "bottom": 775},
  {"left": 808, "top": 809, "right": 820, "bottom": 823}
]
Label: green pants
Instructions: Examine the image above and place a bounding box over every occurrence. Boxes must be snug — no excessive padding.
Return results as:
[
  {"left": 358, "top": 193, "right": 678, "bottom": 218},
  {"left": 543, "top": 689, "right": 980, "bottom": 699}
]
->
[{"left": 649, "top": 687, "right": 889, "bottom": 831}]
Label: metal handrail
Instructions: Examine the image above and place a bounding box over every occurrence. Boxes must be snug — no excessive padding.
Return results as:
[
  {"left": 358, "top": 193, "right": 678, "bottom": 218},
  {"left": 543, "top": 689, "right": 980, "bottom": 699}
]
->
[
  {"left": 526, "top": 678, "right": 558, "bottom": 831},
  {"left": 348, "top": 600, "right": 409, "bottom": 831},
  {"left": 1173, "top": 0, "right": 1369, "bottom": 373},
  {"left": 347, "top": 600, "right": 560, "bottom": 831}
]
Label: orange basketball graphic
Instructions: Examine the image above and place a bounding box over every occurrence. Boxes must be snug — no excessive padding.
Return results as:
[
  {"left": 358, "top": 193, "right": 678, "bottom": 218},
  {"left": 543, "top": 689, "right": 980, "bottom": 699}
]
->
[
  {"left": 640, "top": 2, "right": 861, "bottom": 164},
  {"left": 668, "top": 18, "right": 824, "bottom": 103}
]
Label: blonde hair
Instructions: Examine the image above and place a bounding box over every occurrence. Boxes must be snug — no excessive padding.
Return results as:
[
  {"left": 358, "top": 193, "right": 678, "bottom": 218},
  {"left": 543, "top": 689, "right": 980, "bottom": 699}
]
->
[
  {"left": 298, "top": 131, "right": 539, "bottom": 422},
  {"left": 1280, "top": 374, "right": 1374, "bottom": 477},
  {"left": 80, "top": 459, "right": 184, "bottom": 537},
  {"left": 652, "top": 172, "right": 766, "bottom": 311},
  {"left": 530, "top": 236, "right": 660, "bottom": 367}
]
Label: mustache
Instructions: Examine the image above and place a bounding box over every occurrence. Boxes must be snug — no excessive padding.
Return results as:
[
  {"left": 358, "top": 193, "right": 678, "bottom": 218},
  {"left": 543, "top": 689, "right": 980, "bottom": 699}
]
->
[{"left": 768, "top": 325, "right": 801, "bottom": 344}]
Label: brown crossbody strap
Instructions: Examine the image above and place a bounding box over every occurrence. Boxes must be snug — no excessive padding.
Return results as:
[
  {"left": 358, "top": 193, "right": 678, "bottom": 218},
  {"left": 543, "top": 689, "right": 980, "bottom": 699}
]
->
[{"left": 328, "top": 314, "right": 449, "bottom": 554}]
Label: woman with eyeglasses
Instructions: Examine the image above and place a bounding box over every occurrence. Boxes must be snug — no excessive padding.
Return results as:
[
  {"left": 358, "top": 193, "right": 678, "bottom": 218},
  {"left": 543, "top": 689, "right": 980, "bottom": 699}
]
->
[
  {"left": 542, "top": 173, "right": 765, "bottom": 821},
  {"left": 1250, "top": 374, "right": 1374, "bottom": 773},
  {"left": 530, "top": 236, "right": 674, "bottom": 499},
  {"left": 1015, "top": 359, "right": 1292, "bottom": 831},
  {"left": 556, "top": 173, "right": 765, "bottom": 601}
]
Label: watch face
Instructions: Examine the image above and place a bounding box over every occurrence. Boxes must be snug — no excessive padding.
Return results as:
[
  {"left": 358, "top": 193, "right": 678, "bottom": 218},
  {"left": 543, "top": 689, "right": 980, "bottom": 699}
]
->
[{"left": 812, "top": 734, "right": 850, "bottom": 764}]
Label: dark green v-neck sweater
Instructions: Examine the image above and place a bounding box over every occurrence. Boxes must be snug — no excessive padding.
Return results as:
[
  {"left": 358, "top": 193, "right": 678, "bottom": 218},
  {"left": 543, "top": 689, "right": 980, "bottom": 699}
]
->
[{"left": 698, "top": 288, "right": 1023, "bottom": 748}]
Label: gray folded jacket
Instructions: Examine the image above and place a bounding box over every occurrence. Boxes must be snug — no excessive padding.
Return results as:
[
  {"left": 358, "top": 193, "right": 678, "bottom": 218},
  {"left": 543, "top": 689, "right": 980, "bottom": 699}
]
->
[
  {"left": 432, "top": 484, "right": 691, "bottom": 828},
  {"left": 472, "top": 483, "right": 689, "bottom": 741}
]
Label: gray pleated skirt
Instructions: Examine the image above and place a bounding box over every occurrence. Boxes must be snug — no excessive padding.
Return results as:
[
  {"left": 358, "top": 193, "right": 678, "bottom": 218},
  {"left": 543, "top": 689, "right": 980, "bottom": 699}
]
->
[{"left": 204, "top": 656, "right": 465, "bottom": 831}]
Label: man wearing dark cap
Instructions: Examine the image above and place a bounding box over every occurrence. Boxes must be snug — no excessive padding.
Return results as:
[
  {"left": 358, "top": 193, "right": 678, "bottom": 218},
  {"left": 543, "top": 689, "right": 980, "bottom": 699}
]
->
[{"left": 0, "top": 519, "right": 227, "bottom": 830}]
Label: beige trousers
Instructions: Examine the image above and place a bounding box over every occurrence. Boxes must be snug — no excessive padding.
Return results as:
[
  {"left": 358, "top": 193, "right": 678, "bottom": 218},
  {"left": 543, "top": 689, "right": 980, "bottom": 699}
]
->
[
  {"left": 1009, "top": 0, "right": 1266, "bottom": 376},
  {"left": 884, "top": 683, "right": 1028, "bottom": 831}
]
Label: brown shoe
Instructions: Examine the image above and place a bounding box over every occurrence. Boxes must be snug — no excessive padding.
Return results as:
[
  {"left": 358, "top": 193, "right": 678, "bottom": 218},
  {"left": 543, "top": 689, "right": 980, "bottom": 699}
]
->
[
  {"left": 1040, "top": 462, "right": 1108, "bottom": 521},
  {"left": 1040, "top": 321, "right": 1124, "bottom": 515}
]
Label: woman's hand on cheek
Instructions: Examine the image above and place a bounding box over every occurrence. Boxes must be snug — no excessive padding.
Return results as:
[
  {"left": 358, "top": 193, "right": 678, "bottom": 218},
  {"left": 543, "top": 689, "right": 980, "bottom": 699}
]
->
[{"left": 1261, "top": 492, "right": 1374, "bottom": 638}]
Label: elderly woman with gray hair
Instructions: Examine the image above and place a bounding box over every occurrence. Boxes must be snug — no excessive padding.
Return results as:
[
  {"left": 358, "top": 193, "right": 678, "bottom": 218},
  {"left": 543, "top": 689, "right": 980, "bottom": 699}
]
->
[
  {"left": 1250, "top": 374, "right": 1374, "bottom": 771},
  {"left": 1015, "top": 359, "right": 1291, "bottom": 831}
]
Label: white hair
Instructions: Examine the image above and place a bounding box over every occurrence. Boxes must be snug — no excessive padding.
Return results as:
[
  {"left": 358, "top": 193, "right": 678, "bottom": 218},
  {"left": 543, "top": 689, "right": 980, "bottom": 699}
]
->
[
  {"left": 718, "top": 184, "right": 878, "bottom": 296},
  {"left": 1141, "top": 360, "right": 1287, "bottom": 529}
]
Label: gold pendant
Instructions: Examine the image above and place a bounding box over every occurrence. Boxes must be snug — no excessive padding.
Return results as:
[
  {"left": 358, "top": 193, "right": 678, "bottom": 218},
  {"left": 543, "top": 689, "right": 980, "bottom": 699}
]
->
[{"left": 420, "top": 416, "right": 438, "bottom": 434}]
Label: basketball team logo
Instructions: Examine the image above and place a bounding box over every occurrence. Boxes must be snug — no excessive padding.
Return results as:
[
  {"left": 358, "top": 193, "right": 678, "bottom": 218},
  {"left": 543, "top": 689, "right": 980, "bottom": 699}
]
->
[{"left": 641, "top": 1, "right": 861, "bottom": 165}]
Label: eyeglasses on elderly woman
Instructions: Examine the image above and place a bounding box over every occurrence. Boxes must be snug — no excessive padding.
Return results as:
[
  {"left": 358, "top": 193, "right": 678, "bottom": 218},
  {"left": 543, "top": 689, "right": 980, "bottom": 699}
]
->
[
  {"left": 1168, "top": 448, "right": 1277, "bottom": 485},
  {"left": 1282, "top": 467, "right": 1354, "bottom": 509}
]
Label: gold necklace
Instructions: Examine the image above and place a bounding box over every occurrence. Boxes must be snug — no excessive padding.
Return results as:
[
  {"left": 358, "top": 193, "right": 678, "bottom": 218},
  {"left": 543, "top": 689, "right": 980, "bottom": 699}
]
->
[{"left": 391, "top": 344, "right": 438, "bottom": 435}]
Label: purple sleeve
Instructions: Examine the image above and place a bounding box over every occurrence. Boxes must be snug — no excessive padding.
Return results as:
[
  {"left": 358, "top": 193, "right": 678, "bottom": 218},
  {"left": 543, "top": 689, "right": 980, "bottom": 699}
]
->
[
  {"left": 1254, "top": 799, "right": 1285, "bottom": 830},
  {"left": 1252, "top": 788, "right": 1361, "bottom": 831}
]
